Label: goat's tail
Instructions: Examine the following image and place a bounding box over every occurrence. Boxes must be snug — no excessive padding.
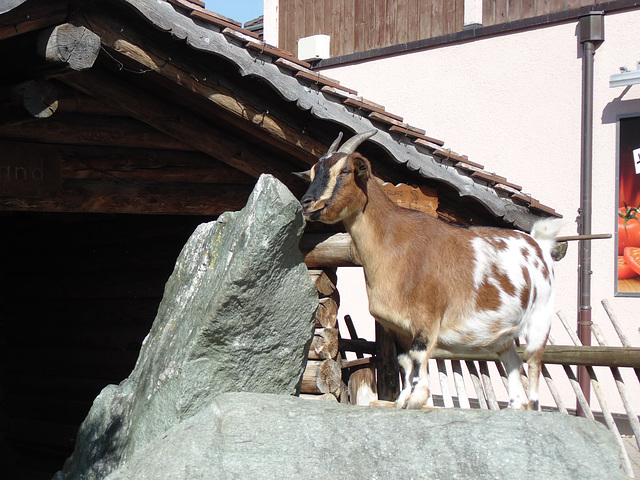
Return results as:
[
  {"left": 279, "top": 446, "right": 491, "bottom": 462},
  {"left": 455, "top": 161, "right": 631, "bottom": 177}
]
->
[{"left": 530, "top": 218, "right": 564, "bottom": 241}]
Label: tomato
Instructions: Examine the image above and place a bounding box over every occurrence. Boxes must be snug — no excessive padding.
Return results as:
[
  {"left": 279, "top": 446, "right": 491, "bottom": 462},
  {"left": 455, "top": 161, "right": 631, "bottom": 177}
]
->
[
  {"left": 619, "top": 206, "right": 640, "bottom": 255},
  {"left": 618, "top": 255, "right": 638, "bottom": 279},
  {"left": 624, "top": 247, "right": 640, "bottom": 276}
]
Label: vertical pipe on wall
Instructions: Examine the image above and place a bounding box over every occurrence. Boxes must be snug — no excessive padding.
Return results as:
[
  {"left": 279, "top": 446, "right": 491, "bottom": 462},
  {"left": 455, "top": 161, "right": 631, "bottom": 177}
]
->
[{"left": 577, "top": 11, "right": 604, "bottom": 416}]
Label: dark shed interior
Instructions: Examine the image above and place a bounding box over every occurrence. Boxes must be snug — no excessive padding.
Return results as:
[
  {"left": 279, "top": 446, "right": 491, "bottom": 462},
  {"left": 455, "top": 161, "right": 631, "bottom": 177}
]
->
[{"left": 0, "top": 1, "right": 558, "bottom": 477}]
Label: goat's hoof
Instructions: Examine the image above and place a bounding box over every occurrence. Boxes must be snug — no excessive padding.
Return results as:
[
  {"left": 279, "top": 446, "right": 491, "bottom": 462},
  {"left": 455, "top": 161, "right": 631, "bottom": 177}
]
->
[
  {"left": 527, "top": 399, "right": 540, "bottom": 411},
  {"left": 406, "top": 400, "right": 425, "bottom": 410},
  {"left": 393, "top": 399, "right": 407, "bottom": 409}
]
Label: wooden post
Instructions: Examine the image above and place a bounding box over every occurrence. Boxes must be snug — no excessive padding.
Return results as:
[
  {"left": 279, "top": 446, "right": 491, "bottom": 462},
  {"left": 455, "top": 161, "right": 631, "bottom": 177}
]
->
[
  {"left": 301, "top": 267, "right": 343, "bottom": 400},
  {"left": 375, "top": 322, "right": 400, "bottom": 401},
  {"left": 0, "top": 80, "right": 58, "bottom": 126},
  {"left": 0, "top": 23, "right": 100, "bottom": 84}
]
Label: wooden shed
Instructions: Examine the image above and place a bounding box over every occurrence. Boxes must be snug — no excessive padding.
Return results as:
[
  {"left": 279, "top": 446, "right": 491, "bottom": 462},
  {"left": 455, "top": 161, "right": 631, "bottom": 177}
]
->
[{"left": 0, "top": 0, "right": 560, "bottom": 477}]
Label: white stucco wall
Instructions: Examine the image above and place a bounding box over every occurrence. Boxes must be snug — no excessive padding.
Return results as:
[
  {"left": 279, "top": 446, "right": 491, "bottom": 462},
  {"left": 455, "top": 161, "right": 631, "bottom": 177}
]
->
[{"left": 318, "top": 10, "right": 640, "bottom": 412}]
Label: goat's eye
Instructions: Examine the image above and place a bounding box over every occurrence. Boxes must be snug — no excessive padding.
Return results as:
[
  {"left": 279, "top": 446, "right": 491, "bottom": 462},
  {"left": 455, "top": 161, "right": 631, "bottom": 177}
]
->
[{"left": 339, "top": 169, "right": 351, "bottom": 176}]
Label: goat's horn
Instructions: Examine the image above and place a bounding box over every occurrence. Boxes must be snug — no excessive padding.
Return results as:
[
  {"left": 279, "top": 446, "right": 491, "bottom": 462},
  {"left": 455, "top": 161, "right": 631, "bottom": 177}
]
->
[
  {"left": 327, "top": 132, "right": 344, "bottom": 154},
  {"left": 338, "top": 130, "right": 377, "bottom": 155}
]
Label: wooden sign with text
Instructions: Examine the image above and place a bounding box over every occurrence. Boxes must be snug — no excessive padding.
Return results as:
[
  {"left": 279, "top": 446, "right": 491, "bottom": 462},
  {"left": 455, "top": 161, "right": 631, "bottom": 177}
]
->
[
  {"left": 0, "top": 141, "right": 61, "bottom": 197},
  {"left": 381, "top": 182, "right": 438, "bottom": 217}
]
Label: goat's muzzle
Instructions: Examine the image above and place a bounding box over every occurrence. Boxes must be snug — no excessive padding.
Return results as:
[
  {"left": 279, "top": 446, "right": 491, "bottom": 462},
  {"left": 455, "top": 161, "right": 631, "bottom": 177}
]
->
[{"left": 300, "top": 195, "right": 326, "bottom": 221}]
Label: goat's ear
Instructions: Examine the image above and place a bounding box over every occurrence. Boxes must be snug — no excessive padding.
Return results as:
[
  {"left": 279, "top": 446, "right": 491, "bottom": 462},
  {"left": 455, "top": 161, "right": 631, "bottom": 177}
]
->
[
  {"left": 352, "top": 155, "right": 370, "bottom": 177},
  {"left": 293, "top": 170, "right": 311, "bottom": 182}
]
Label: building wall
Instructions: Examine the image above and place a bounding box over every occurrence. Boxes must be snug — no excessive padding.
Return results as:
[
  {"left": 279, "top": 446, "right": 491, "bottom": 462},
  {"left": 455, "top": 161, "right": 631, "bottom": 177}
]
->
[
  {"left": 319, "top": 9, "right": 640, "bottom": 411},
  {"left": 272, "top": 0, "right": 601, "bottom": 58}
]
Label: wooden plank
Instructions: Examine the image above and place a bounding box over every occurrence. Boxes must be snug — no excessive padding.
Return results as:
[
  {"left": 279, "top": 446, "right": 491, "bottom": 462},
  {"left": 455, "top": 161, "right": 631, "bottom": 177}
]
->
[
  {"left": 556, "top": 312, "right": 635, "bottom": 478},
  {"left": 522, "top": 0, "right": 536, "bottom": 19},
  {"left": 436, "top": 359, "right": 455, "bottom": 407},
  {"left": 433, "top": 344, "right": 640, "bottom": 368},
  {"left": 443, "top": 0, "right": 457, "bottom": 34},
  {"left": 451, "top": 360, "right": 471, "bottom": 408},
  {"left": 362, "top": 0, "right": 376, "bottom": 51},
  {"left": 508, "top": 0, "right": 523, "bottom": 22},
  {"left": 479, "top": 361, "right": 500, "bottom": 410},
  {"left": 313, "top": 0, "right": 325, "bottom": 36},
  {"left": 332, "top": 0, "right": 345, "bottom": 56},
  {"left": 418, "top": 0, "right": 432, "bottom": 39},
  {"left": 430, "top": 0, "right": 444, "bottom": 38},
  {"left": 591, "top": 321, "right": 640, "bottom": 451},
  {"left": 384, "top": 0, "right": 397, "bottom": 47},
  {"left": 0, "top": 114, "right": 192, "bottom": 150},
  {"left": 0, "top": 179, "right": 252, "bottom": 216},
  {"left": 373, "top": 0, "right": 386, "bottom": 50},
  {"left": 396, "top": 0, "right": 408, "bottom": 44},
  {"left": 483, "top": 0, "right": 496, "bottom": 26},
  {"left": 342, "top": 0, "right": 355, "bottom": 55},
  {"left": 353, "top": 0, "right": 365, "bottom": 52},
  {"left": 465, "top": 361, "right": 488, "bottom": 409},
  {"left": 407, "top": 0, "right": 420, "bottom": 42},
  {"left": 495, "top": 0, "right": 508, "bottom": 24},
  {"left": 58, "top": 146, "right": 255, "bottom": 185}
]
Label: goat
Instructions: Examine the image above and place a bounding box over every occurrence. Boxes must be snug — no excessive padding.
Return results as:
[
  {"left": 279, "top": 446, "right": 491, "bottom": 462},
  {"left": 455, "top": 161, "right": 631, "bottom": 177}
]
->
[{"left": 297, "top": 130, "right": 562, "bottom": 410}]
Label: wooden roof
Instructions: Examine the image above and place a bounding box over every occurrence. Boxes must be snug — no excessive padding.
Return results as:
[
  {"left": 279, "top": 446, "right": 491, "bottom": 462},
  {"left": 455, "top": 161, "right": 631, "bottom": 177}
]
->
[{"left": 0, "top": 0, "right": 560, "bottom": 230}]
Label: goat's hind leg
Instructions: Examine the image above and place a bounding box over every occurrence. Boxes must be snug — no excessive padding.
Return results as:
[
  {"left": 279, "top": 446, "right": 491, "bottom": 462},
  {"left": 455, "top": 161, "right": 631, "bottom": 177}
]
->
[{"left": 497, "top": 340, "right": 528, "bottom": 409}]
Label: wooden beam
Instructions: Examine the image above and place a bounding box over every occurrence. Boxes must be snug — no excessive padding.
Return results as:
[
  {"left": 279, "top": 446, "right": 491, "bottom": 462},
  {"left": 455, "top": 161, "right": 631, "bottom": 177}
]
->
[
  {"left": 0, "top": 79, "right": 58, "bottom": 126},
  {"left": 60, "top": 68, "right": 295, "bottom": 180},
  {"left": 0, "top": 180, "right": 252, "bottom": 215},
  {"left": 57, "top": 145, "right": 255, "bottom": 185},
  {"left": 0, "top": 23, "right": 100, "bottom": 84},
  {"left": 39, "top": 23, "right": 100, "bottom": 71},
  {"left": 0, "top": 113, "right": 194, "bottom": 151},
  {"left": 0, "top": 0, "right": 68, "bottom": 41},
  {"left": 433, "top": 345, "right": 640, "bottom": 369},
  {"left": 301, "top": 232, "right": 361, "bottom": 267}
]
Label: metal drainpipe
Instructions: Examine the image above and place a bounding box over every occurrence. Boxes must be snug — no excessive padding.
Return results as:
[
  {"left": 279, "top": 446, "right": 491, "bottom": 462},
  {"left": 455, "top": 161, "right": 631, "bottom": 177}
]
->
[{"left": 577, "top": 11, "right": 604, "bottom": 416}]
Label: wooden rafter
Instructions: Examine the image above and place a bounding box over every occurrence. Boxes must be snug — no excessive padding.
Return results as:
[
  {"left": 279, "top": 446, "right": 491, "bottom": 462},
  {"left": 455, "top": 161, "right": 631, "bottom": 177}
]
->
[
  {"left": 76, "top": 8, "right": 327, "bottom": 167},
  {"left": 0, "top": 0, "right": 68, "bottom": 41},
  {"left": 59, "top": 67, "right": 296, "bottom": 181}
]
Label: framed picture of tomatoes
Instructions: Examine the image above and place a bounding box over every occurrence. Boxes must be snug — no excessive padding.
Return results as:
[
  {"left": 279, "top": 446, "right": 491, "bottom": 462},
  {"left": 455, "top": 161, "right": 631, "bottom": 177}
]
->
[{"left": 616, "top": 115, "right": 640, "bottom": 295}]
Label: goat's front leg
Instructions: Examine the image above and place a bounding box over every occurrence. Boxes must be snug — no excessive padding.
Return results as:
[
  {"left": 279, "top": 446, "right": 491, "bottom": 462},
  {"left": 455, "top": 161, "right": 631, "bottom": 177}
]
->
[
  {"left": 397, "top": 337, "right": 433, "bottom": 410},
  {"left": 394, "top": 353, "right": 414, "bottom": 408}
]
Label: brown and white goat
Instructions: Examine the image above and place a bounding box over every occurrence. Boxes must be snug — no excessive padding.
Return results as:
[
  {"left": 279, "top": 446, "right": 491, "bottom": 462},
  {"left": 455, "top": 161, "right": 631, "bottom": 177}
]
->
[{"left": 298, "top": 130, "right": 561, "bottom": 410}]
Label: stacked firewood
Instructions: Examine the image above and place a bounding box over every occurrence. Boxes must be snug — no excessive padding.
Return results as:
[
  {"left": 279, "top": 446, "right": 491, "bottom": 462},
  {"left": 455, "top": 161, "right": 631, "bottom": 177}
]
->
[{"left": 300, "top": 268, "right": 346, "bottom": 402}]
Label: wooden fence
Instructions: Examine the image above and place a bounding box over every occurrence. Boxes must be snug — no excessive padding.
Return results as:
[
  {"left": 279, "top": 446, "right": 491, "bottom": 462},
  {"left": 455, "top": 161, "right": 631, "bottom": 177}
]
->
[{"left": 336, "top": 298, "right": 640, "bottom": 479}]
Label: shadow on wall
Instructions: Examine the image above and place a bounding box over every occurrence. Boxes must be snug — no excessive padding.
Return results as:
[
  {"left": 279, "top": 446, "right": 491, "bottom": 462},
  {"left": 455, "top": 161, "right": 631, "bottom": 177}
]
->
[{"left": 602, "top": 86, "right": 640, "bottom": 124}]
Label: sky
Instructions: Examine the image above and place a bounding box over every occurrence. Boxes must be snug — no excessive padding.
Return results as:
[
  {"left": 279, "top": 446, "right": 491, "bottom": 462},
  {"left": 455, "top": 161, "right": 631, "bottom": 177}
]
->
[{"left": 204, "top": 1, "right": 264, "bottom": 25}]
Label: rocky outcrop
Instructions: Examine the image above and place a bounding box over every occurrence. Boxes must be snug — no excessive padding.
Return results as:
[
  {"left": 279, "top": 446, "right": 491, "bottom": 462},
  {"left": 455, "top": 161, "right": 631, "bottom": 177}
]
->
[
  {"left": 61, "top": 175, "right": 318, "bottom": 480},
  {"left": 105, "top": 392, "right": 627, "bottom": 480}
]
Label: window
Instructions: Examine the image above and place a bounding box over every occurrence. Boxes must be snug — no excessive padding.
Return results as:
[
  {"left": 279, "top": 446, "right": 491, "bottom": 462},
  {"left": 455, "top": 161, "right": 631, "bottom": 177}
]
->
[{"left": 616, "top": 115, "right": 640, "bottom": 295}]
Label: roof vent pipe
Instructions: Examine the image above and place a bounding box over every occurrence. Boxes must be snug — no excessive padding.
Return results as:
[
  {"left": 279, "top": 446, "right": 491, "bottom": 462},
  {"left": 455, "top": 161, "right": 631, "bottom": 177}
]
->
[{"left": 576, "top": 10, "right": 604, "bottom": 417}]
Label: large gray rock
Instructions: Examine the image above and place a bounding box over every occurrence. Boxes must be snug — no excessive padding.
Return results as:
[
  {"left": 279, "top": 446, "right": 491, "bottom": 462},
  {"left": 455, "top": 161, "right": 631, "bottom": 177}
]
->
[
  {"left": 62, "top": 175, "right": 318, "bottom": 480},
  {"left": 105, "top": 392, "right": 626, "bottom": 480}
]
